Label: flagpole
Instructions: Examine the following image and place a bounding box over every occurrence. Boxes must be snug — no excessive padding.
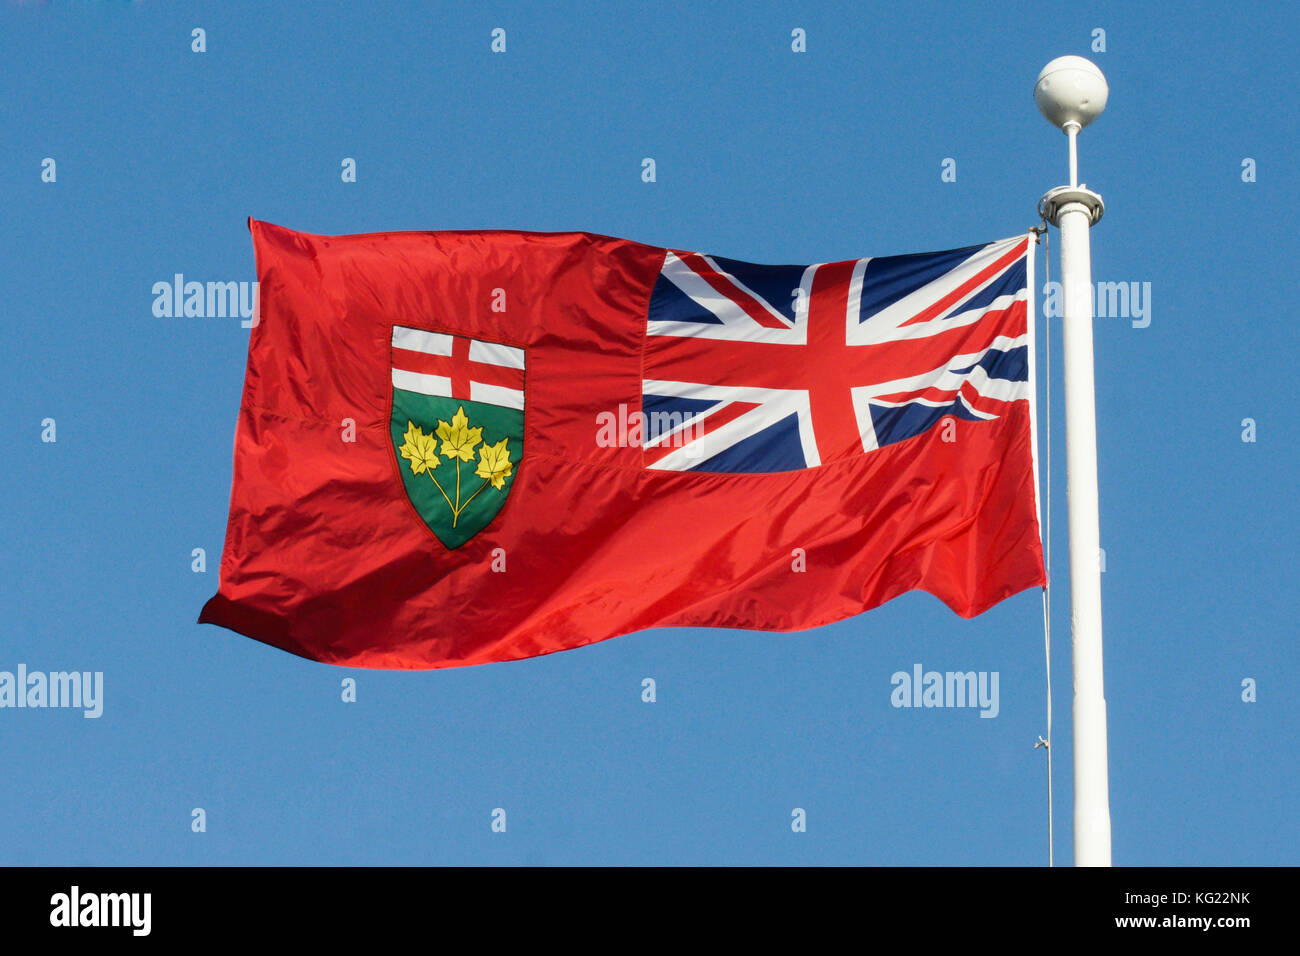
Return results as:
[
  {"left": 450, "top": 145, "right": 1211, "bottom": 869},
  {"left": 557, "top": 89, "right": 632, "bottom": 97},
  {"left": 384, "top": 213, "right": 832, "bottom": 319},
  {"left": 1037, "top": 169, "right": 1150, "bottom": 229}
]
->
[{"left": 1034, "top": 56, "right": 1113, "bottom": 867}]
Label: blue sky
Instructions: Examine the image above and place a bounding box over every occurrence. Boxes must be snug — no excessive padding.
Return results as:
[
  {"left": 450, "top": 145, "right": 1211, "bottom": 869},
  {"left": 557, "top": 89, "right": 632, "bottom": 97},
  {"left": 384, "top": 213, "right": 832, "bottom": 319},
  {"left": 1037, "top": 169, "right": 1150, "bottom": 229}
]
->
[{"left": 1, "top": 0, "right": 1295, "bottom": 865}]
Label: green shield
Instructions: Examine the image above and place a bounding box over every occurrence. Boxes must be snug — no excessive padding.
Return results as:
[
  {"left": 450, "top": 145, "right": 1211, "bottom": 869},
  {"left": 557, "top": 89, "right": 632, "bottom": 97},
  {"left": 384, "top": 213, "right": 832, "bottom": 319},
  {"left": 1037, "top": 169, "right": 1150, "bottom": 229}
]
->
[{"left": 390, "top": 389, "right": 523, "bottom": 549}]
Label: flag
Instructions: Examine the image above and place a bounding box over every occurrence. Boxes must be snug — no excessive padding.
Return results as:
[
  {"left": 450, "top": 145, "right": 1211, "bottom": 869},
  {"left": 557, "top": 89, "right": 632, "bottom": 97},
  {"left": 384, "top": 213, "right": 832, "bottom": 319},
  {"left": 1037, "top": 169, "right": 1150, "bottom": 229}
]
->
[{"left": 199, "top": 220, "right": 1045, "bottom": 669}]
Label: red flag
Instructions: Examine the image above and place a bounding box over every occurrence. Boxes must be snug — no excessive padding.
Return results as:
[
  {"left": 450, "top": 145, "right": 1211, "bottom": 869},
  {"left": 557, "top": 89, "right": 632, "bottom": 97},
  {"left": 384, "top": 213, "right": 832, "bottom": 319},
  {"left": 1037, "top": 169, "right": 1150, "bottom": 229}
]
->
[{"left": 200, "top": 220, "right": 1045, "bottom": 669}]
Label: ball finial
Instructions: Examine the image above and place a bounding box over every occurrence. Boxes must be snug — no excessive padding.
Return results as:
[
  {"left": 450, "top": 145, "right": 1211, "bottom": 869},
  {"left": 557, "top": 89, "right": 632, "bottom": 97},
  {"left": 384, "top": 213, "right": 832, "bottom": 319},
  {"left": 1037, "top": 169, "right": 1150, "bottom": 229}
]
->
[{"left": 1034, "top": 56, "right": 1108, "bottom": 131}]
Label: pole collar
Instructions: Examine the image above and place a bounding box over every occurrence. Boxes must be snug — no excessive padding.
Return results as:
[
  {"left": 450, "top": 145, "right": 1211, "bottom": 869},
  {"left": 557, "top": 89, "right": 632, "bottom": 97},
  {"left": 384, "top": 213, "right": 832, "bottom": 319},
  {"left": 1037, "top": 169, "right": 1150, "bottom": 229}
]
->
[{"left": 1038, "top": 185, "right": 1104, "bottom": 227}]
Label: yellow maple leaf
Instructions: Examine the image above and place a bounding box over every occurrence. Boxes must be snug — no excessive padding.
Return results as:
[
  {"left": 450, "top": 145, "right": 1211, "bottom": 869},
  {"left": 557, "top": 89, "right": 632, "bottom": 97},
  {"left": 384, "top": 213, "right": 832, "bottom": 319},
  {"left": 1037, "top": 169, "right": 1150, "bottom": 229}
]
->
[
  {"left": 398, "top": 421, "right": 440, "bottom": 475},
  {"left": 437, "top": 406, "right": 483, "bottom": 462},
  {"left": 475, "top": 437, "right": 514, "bottom": 490}
]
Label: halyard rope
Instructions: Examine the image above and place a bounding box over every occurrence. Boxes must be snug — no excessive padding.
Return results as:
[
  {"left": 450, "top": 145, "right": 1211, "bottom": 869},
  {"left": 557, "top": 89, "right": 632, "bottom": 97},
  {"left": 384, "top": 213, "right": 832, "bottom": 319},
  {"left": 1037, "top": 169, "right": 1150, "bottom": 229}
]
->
[{"left": 1035, "top": 222, "right": 1054, "bottom": 868}]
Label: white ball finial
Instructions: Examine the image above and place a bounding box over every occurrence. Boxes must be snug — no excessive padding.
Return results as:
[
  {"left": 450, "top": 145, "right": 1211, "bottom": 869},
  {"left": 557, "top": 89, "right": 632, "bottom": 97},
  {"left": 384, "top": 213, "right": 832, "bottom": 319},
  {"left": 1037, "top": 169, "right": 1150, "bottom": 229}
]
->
[{"left": 1034, "top": 55, "right": 1108, "bottom": 131}]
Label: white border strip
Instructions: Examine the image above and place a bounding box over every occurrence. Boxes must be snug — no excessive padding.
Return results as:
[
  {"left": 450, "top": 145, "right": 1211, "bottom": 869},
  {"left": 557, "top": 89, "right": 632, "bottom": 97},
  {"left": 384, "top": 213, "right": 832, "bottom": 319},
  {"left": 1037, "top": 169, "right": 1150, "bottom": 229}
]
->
[
  {"left": 471, "top": 382, "right": 524, "bottom": 410},
  {"left": 469, "top": 340, "right": 525, "bottom": 369},
  {"left": 1026, "top": 233, "right": 1043, "bottom": 538},
  {"left": 391, "top": 368, "right": 451, "bottom": 397},
  {"left": 392, "top": 325, "right": 453, "bottom": 356}
]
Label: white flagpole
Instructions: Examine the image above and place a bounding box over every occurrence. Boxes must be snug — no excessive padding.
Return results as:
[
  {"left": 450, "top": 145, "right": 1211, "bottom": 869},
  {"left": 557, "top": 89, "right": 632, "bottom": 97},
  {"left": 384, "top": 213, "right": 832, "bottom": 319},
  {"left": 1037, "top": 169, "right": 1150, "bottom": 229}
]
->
[{"left": 1034, "top": 56, "right": 1113, "bottom": 867}]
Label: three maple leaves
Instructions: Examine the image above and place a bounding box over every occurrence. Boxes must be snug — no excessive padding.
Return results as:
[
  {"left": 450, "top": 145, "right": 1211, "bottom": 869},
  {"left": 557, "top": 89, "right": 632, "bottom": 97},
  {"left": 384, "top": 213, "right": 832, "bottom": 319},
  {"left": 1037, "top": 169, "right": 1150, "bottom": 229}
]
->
[{"left": 399, "top": 406, "right": 515, "bottom": 526}]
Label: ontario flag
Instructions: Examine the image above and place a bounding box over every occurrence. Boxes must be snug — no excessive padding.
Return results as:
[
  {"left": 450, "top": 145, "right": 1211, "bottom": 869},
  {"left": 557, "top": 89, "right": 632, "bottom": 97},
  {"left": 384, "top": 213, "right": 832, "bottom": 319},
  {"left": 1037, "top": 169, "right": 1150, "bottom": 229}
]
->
[{"left": 199, "top": 220, "right": 1046, "bottom": 669}]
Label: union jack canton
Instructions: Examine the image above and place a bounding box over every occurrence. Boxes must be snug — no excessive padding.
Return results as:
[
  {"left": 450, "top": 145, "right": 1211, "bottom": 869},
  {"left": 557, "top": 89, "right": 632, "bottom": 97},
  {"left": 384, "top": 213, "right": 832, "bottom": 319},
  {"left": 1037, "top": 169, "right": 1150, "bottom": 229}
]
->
[{"left": 641, "top": 235, "right": 1033, "bottom": 473}]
